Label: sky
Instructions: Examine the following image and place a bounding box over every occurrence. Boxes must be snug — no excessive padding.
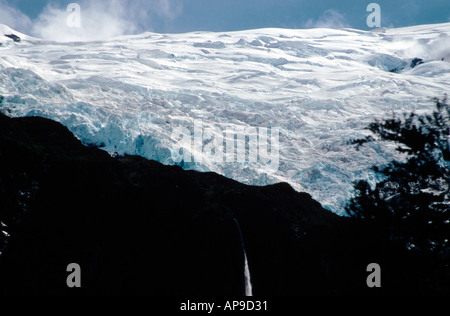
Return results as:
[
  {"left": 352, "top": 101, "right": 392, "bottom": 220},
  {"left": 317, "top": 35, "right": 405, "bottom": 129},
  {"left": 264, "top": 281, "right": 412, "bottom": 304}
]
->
[{"left": 0, "top": 0, "right": 449, "bottom": 40}]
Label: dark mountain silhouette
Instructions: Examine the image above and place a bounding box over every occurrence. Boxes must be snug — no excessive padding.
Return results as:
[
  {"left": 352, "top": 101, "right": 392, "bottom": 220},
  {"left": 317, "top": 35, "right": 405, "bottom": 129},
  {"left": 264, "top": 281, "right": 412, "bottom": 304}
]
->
[{"left": 0, "top": 112, "right": 448, "bottom": 295}]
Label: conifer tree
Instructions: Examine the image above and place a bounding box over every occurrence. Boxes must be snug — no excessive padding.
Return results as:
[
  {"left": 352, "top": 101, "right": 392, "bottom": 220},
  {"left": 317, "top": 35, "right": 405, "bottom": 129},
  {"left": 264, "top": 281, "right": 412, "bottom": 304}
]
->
[{"left": 346, "top": 97, "right": 449, "bottom": 253}]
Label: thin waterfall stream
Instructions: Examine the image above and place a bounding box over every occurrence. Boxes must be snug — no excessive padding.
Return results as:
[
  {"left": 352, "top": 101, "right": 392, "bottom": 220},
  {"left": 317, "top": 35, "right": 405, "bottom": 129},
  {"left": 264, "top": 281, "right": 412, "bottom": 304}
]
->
[{"left": 233, "top": 218, "right": 253, "bottom": 296}]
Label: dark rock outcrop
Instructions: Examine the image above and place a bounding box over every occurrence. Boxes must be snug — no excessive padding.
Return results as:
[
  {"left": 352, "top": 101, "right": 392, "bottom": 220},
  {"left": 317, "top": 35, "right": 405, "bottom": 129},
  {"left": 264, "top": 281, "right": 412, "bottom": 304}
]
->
[
  {"left": 0, "top": 113, "right": 448, "bottom": 295},
  {"left": 410, "top": 57, "right": 424, "bottom": 68},
  {"left": 4, "top": 34, "right": 21, "bottom": 43}
]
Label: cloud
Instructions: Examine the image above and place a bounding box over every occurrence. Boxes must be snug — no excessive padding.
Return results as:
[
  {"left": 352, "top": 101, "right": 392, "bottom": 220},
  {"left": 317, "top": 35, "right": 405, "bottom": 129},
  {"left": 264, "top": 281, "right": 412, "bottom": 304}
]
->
[
  {"left": 32, "top": 1, "right": 132, "bottom": 41},
  {"left": 32, "top": 0, "right": 183, "bottom": 41},
  {"left": 1, "top": 0, "right": 182, "bottom": 42},
  {"left": 304, "top": 9, "right": 350, "bottom": 29},
  {"left": 0, "top": 0, "right": 32, "bottom": 32}
]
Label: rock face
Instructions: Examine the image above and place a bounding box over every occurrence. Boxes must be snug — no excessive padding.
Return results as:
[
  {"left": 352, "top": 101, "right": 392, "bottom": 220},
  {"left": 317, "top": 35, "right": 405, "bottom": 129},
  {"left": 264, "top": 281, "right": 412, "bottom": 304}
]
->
[
  {"left": 0, "top": 113, "right": 448, "bottom": 296},
  {"left": 410, "top": 57, "right": 425, "bottom": 68},
  {"left": 4, "top": 34, "right": 21, "bottom": 42}
]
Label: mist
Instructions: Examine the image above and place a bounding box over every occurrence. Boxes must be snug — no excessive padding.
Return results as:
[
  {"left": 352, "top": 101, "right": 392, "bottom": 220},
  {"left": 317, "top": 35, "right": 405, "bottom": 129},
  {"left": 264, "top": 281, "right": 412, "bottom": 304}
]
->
[
  {"left": 4, "top": 0, "right": 182, "bottom": 42},
  {"left": 0, "top": 0, "right": 32, "bottom": 33},
  {"left": 304, "top": 9, "right": 350, "bottom": 29}
]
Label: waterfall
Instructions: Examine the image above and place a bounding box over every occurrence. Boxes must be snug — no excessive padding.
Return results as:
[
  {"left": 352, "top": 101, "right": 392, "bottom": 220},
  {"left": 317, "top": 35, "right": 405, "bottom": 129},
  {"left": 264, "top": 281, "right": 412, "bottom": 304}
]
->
[{"left": 233, "top": 218, "right": 253, "bottom": 296}]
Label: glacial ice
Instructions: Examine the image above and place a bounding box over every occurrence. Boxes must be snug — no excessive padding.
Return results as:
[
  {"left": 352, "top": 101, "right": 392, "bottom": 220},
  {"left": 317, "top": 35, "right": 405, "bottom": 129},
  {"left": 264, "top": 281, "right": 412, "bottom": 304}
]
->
[{"left": 1, "top": 23, "right": 449, "bottom": 214}]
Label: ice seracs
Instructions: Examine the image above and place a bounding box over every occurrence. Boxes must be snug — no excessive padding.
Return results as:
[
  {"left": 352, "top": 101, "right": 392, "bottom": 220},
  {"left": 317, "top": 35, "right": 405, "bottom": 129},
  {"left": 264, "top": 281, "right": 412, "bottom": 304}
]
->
[{"left": 0, "top": 23, "right": 449, "bottom": 214}]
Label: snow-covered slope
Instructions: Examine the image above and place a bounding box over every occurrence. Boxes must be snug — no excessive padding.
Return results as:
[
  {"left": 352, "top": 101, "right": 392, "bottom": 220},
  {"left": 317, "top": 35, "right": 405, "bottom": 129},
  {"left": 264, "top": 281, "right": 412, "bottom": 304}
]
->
[{"left": 1, "top": 23, "right": 449, "bottom": 213}]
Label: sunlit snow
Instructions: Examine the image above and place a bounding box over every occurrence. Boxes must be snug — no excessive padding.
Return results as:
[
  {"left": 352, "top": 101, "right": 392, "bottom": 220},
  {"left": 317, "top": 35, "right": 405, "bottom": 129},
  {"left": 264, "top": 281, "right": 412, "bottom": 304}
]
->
[{"left": 1, "top": 23, "right": 449, "bottom": 214}]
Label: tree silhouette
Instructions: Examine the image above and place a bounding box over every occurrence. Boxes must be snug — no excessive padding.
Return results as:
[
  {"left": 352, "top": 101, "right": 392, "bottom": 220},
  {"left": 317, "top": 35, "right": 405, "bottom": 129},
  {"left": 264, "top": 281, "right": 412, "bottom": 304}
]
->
[{"left": 346, "top": 97, "right": 449, "bottom": 254}]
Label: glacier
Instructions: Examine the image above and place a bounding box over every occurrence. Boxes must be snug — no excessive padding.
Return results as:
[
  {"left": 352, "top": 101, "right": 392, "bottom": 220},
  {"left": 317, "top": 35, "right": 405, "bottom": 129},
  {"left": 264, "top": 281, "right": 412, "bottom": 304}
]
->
[{"left": 1, "top": 23, "right": 449, "bottom": 214}]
